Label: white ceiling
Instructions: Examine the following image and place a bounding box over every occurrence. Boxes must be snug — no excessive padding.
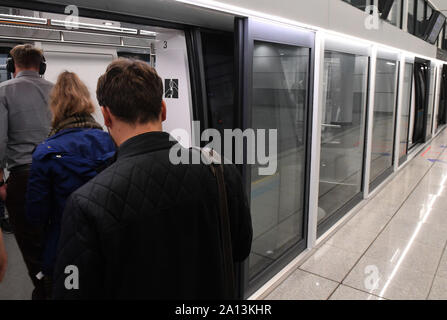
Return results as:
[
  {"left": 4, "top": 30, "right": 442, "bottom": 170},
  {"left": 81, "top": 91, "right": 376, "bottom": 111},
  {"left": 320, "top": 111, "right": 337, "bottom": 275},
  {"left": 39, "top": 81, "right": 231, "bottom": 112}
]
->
[{"left": 430, "top": 0, "right": 447, "bottom": 13}]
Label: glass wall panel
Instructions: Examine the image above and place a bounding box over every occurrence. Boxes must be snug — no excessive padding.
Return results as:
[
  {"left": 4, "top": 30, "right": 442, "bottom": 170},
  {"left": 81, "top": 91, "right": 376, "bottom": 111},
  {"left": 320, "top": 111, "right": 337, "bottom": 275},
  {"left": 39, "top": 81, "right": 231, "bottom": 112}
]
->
[
  {"left": 343, "top": 0, "right": 371, "bottom": 11},
  {"left": 444, "top": 23, "right": 447, "bottom": 49},
  {"left": 249, "top": 41, "right": 309, "bottom": 279},
  {"left": 318, "top": 51, "right": 368, "bottom": 225},
  {"left": 426, "top": 5, "right": 433, "bottom": 24},
  {"left": 439, "top": 65, "right": 447, "bottom": 127},
  {"left": 426, "top": 64, "right": 436, "bottom": 138},
  {"left": 408, "top": 76, "right": 417, "bottom": 148},
  {"left": 386, "top": 0, "right": 403, "bottom": 27},
  {"left": 0, "top": 53, "right": 10, "bottom": 83},
  {"left": 416, "top": 0, "right": 426, "bottom": 37},
  {"left": 439, "top": 66, "right": 447, "bottom": 127},
  {"left": 201, "top": 32, "right": 235, "bottom": 133},
  {"left": 408, "top": 0, "right": 415, "bottom": 34},
  {"left": 370, "top": 58, "right": 398, "bottom": 184},
  {"left": 412, "top": 60, "right": 430, "bottom": 145},
  {"left": 399, "top": 63, "right": 414, "bottom": 160}
]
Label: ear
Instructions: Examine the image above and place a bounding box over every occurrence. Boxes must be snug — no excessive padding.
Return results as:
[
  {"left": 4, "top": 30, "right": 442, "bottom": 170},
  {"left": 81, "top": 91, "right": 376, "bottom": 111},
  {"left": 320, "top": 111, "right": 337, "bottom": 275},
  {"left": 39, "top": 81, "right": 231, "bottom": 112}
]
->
[
  {"left": 101, "top": 106, "right": 112, "bottom": 128},
  {"left": 161, "top": 100, "right": 167, "bottom": 122}
]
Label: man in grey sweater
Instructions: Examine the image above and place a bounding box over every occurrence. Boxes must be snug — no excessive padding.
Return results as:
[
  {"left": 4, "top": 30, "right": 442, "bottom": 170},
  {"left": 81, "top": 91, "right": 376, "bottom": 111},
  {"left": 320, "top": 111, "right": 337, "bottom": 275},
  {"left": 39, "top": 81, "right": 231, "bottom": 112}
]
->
[{"left": 0, "top": 44, "right": 53, "bottom": 299}]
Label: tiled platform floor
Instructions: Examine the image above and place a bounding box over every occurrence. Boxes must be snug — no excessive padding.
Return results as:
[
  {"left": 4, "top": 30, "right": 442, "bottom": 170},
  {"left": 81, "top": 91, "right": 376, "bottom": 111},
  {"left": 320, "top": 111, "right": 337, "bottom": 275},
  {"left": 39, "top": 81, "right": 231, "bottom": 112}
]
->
[
  {"left": 266, "top": 129, "right": 447, "bottom": 300},
  {"left": 2, "top": 130, "right": 447, "bottom": 300}
]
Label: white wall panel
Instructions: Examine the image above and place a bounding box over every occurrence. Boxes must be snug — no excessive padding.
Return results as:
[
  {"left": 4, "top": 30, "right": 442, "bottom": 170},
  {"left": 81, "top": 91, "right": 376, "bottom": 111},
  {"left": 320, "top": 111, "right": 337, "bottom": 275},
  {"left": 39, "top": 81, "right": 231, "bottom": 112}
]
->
[
  {"left": 155, "top": 29, "right": 193, "bottom": 147},
  {"left": 40, "top": 43, "right": 117, "bottom": 127}
]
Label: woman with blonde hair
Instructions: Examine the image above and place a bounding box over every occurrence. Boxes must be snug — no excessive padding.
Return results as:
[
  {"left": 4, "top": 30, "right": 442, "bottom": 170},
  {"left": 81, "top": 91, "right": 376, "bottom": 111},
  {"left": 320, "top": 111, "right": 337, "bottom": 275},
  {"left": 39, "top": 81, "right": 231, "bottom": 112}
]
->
[{"left": 26, "top": 71, "right": 115, "bottom": 299}]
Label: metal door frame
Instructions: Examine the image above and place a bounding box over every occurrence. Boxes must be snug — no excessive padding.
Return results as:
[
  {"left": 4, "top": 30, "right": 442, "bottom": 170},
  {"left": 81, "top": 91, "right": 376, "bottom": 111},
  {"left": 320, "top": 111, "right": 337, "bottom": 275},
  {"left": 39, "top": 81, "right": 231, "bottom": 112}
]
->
[{"left": 235, "top": 17, "right": 315, "bottom": 298}]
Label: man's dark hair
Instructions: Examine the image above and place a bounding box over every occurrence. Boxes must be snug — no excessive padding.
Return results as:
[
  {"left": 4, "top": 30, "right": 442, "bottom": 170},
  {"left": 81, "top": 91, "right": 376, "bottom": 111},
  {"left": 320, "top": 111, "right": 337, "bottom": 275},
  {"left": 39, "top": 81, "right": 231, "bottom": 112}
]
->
[
  {"left": 10, "top": 44, "right": 43, "bottom": 70},
  {"left": 97, "top": 58, "right": 164, "bottom": 124}
]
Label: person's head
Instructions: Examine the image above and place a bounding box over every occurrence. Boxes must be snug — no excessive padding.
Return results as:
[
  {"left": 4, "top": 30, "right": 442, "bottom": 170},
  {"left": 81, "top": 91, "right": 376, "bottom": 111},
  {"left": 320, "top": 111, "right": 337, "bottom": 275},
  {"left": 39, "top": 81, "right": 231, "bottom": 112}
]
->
[
  {"left": 97, "top": 58, "right": 166, "bottom": 146},
  {"left": 49, "top": 71, "right": 95, "bottom": 128},
  {"left": 10, "top": 44, "right": 44, "bottom": 75}
]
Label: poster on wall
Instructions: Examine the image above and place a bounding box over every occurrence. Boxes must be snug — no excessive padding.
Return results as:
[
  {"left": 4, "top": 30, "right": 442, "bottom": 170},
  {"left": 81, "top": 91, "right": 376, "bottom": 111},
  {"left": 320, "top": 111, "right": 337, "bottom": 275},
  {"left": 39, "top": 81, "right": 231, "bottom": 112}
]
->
[{"left": 165, "top": 79, "right": 179, "bottom": 99}]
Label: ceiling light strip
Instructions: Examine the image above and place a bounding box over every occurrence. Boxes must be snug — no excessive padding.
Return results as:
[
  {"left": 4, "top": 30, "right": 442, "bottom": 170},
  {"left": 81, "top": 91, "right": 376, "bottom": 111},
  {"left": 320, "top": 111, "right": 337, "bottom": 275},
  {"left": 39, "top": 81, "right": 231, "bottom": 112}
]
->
[
  {"left": 0, "top": 13, "right": 47, "bottom": 25},
  {"left": 175, "top": 0, "right": 447, "bottom": 65},
  {"left": 50, "top": 19, "right": 138, "bottom": 35}
]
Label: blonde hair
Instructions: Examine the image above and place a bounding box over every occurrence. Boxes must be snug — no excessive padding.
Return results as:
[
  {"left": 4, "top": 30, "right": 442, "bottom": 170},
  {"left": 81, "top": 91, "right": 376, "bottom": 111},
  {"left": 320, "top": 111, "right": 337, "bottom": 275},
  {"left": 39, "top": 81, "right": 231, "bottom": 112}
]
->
[{"left": 50, "top": 71, "right": 95, "bottom": 127}]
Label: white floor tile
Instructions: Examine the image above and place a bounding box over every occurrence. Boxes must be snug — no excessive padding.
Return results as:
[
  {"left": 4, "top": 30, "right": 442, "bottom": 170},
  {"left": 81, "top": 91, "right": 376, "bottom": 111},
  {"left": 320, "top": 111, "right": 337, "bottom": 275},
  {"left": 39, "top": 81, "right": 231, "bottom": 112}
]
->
[
  {"left": 329, "top": 285, "right": 384, "bottom": 300},
  {"left": 265, "top": 269, "right": 338, "bottom": 300},
  {"left": 343, "top": 255, "right": 434, "bottom": 300},
  {"left": 300, "top": 244, "right": 361, "bottom": 282},
  {"left": 428, "top": 276, "right": 447, "bottom": 300}
]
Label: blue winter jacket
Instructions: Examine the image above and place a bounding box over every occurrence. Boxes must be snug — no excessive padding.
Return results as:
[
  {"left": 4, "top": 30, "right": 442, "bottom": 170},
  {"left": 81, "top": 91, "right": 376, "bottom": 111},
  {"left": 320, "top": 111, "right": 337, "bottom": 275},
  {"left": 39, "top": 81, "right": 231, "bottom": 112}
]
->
[{"left": 26, "top": 128, "right": 116, "bottom": 276}]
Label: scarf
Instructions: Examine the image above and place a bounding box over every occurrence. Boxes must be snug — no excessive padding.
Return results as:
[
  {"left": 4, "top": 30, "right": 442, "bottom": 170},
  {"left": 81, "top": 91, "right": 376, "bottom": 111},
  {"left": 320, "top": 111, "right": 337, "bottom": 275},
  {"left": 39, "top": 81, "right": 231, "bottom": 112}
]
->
[{"left": 49, "top": 114, "right": 103, "bottom": 137}]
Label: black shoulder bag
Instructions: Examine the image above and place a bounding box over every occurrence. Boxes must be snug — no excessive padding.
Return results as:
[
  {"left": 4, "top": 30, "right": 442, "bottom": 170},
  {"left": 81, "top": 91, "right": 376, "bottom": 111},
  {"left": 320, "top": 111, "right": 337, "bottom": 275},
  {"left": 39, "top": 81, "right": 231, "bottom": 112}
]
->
[{"left": 191, "top": 147, "right": 236, "bottom": 299}]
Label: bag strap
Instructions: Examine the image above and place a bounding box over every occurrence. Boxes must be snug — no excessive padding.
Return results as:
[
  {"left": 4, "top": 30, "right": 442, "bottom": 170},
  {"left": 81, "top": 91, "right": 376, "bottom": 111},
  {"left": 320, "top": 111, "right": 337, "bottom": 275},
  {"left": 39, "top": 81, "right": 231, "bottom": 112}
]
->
[{"left": 191, "top": 147, "right": 235, "bottom": 299}]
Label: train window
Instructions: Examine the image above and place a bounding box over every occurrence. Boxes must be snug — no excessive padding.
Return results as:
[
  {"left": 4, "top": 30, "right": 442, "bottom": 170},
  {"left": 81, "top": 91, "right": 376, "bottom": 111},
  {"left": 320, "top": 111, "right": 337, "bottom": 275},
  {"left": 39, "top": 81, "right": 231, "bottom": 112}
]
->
[
  {"left": 399, "top": 63, "right": 414, "bottom": 164},
  {"left": 369, "top": 58, "right": 399, "bottom": 185},
  {"left": 318, "top": 50, "right": 368, "bottom": 227},
  {"left": 249, "top": 41, "right": 310, "bottom": 280}
]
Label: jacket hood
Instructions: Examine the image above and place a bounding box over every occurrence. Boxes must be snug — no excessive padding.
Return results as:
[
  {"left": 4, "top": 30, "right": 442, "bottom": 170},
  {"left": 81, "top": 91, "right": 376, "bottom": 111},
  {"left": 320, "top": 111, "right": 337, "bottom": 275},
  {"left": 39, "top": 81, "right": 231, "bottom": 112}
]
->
[{"left": 33, "top": 128, "right": 116, "bottom": 174}]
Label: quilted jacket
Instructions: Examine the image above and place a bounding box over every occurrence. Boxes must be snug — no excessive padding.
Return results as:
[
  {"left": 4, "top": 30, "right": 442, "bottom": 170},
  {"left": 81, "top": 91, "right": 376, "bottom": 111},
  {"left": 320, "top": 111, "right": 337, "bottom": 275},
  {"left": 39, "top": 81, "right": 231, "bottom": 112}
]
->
[
  {"left": 53, "top": 131, "right": 253, "bottom": 300},
  {"left": 26, "top": 128, "right": 116, "bottom": 276}
]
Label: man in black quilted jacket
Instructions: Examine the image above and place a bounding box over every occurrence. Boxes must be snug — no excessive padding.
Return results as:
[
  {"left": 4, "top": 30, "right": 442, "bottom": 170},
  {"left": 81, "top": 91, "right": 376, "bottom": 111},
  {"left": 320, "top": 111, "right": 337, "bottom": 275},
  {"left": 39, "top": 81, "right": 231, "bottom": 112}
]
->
[{"left": 52, "top": 59, "right": 253, "bottom": 300}]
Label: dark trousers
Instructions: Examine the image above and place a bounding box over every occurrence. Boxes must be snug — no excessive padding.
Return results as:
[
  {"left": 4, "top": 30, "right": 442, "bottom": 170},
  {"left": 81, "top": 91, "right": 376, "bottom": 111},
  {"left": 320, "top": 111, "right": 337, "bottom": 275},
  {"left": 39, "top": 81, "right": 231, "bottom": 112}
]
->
[
  {"left": 0, "top": 199, "right": 4, "bottom": 219},
  {"left": 5, "top": 169, "right": 46, "bottom": 300}
]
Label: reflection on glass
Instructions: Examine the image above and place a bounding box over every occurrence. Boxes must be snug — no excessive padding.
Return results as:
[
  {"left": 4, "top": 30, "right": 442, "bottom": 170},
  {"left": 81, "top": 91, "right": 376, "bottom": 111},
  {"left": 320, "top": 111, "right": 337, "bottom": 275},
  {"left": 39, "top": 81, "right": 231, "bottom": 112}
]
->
[
  {"left": 386, "top": 0, "right": 402, "bottom": 27},
  {"left": 342, "top": 0, "right": 370, "bottom": 11},
  {"left": 438, "top": 66, "right": 447, "bottom": 127},
  {"left": 412, "top": 61, "right": 429, "bottom": 145},
  {"left": 201, "top": 32, "right": 235, "bottom": 133},
  {"left": 249, "top": 41, "right": 309, "bottom": 279},
  {"left": 370, "top": 58, "right": 398, "bottom": 184},
  {"left": 427, "top": 5, "right": 433, "bottom": 21},
  {"left": 408, "top": 0, "right": 415, "bottom": 34},
  {"left": 318, "top": 51, "right": 368, "bottom": 225},
  {"left": 416, "top": 0, "right": 425, "bottom": 37},
  {"left": 399, "top": 63, "right": 414, "bottom": 160}
]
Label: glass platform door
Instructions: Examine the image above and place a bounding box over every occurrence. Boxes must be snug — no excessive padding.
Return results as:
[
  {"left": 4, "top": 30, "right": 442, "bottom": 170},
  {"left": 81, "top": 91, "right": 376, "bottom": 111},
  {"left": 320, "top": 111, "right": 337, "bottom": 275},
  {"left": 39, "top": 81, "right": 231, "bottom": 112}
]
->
[{"left": 235, "top": 18, "right": 315, "bottom": 298}]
